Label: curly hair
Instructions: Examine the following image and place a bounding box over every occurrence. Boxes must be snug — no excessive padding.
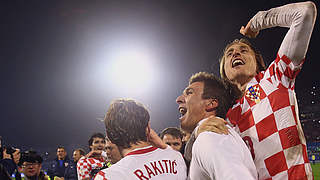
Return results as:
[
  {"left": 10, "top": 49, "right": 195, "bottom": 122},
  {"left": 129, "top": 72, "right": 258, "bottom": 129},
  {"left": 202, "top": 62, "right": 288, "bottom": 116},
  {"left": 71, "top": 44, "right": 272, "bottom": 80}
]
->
[{"left": 104, "top": 99, "right": 150, "bottom": 149}]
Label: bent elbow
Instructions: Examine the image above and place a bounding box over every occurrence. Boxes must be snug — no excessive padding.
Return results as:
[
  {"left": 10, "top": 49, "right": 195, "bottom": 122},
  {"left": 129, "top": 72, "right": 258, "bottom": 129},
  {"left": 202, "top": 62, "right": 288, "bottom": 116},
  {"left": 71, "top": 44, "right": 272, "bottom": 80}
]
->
[{"left": 301, "top": 1, "right": 317, "bottom": 23}]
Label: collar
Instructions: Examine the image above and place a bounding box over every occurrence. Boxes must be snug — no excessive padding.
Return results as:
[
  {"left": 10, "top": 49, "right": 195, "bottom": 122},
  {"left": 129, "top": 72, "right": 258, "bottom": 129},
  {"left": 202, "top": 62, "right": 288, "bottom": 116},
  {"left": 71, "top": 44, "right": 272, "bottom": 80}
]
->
[{"left": 126, "top": 146, "right": 158, "bottom": 157}]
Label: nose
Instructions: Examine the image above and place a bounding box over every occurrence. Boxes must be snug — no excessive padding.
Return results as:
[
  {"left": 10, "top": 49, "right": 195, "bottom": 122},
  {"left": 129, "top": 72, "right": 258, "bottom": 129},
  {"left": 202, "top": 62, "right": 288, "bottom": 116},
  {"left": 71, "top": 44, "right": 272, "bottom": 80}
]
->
[
  {"left": 176, "top": 94, "right": 185, "bottom": 105},
  {"left": 232, "top": 49, "right": 241, "bottom": 57}
]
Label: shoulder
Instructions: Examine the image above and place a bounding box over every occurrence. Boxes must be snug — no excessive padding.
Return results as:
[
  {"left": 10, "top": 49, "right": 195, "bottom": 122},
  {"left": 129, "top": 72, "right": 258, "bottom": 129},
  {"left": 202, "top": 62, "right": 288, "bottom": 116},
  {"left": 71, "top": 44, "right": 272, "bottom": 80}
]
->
[{"left": 193, "top": 131, "right": 239, "bottom": 154}]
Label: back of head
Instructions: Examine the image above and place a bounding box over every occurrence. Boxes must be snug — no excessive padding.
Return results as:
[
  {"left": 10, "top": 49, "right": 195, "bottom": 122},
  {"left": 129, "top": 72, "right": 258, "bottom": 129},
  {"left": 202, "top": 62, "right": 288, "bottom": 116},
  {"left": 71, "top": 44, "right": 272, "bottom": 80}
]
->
[
  {"left": 104, "top": 98, "right": 150, "bottom": 149},
  {"left": 189, "top": 72, "right": 241, "bottom": 118},
  {"left": 160, "top": 127, "right": 183, "bottom": 140}
]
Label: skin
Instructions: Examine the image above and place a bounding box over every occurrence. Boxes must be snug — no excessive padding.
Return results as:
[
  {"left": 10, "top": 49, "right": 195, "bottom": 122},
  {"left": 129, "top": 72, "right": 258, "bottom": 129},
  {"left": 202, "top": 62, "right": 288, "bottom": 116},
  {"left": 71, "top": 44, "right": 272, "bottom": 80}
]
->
[
  {"left": 223, "top": 42, "right": 258, "bottom": 92},
  {"left": 199, "top": 20, "right": 261, "bottom": 134},
  {"left": 162, "top": 134, "right": 182, "bottom": 151},
  {"left": 176, "top": 82, "right": 217, "bottom": 133},
  {"left": 72, "top": 150, "right": 83, "bottom": 163},
  {"left": 57, "top": 148, "right": 67, "bottom": 160},
  {"left": 85, "top": 137, "right": 106, "bottom": 160},
  {"left": 105, "top": 141, "right": 122, "bottom": 164},
  {"left": 90, "top": 137, "right": 106, "bottom": 152},
  {"left": 21, "top": 162, "right": 41, "bottom": 178}
]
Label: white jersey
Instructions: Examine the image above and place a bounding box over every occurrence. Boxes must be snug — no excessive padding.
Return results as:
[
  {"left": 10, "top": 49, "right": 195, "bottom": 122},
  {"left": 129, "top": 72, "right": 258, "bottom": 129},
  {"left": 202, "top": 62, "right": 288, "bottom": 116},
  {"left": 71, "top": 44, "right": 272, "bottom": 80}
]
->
[
  {"left": 94, "top": 146, "right": 187, "bottom": 180},
  {"left": 189, "top": 120, "right": 257, "bottom": 180}
]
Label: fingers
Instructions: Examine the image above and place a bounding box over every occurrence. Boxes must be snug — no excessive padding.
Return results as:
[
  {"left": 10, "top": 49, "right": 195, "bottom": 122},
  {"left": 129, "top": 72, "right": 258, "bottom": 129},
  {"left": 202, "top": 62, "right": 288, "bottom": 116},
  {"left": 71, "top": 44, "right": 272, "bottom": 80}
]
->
[
  {"left": 148, "top": 128, "right": 167, "bottom": 149},
  {"left": 240, "top": 26, "right": 246, "bottom": 35}
]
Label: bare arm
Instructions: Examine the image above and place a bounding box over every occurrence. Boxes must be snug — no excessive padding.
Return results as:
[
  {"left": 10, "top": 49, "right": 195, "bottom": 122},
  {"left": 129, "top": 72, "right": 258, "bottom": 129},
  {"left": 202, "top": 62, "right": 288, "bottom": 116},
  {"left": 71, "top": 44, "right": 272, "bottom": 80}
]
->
[{"left": 245, "top": 1, "right": 317, "bottom": 65}]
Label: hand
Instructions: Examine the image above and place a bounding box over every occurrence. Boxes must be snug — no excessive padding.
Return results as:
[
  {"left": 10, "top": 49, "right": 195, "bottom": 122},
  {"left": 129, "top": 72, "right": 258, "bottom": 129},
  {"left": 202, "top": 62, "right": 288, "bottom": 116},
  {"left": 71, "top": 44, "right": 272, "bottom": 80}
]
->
[
  {"left": 196, "top": 116, "right": 229, "bottom": 137},
  {"left": 240, "top": 20, "right": 259, "bottom": 38},
  {"left": 85, "top": 150, "right": 102, "bottom": 158},
  {"left": 148, "top": 128, "right": 167, "bottom": 149},
  {"left": 54, "top": 177, "right": 64, "bottom": 180},
  {"left": 12, "top": 149, "right": 20, "bottom": 164},
  {"left": 2, "top": 148, "right": 12, "bottom": 159}
]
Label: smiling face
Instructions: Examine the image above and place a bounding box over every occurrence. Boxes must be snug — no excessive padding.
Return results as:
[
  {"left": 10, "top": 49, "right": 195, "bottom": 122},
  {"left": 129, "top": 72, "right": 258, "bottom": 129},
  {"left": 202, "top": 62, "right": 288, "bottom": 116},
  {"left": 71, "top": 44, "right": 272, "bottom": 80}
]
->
[
  {"left": 223, "top": 42, "right": 257, "bottom": 85},
  {"left": 90, "top": 137, "right": 106, "bottom": 151},
  {"left": 57, "top": 148, "right": 67, "bottom": 160},
  {"left": 176, "top": 82, "right": 208, "bottom": 133}
]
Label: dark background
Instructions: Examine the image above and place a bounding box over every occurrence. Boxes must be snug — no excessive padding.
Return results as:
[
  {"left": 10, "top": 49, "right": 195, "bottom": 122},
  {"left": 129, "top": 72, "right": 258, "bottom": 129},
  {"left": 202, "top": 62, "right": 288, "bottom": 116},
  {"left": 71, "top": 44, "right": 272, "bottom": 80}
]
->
[{"left": 1, "top": 0, "right": 319, "bottom": 156}]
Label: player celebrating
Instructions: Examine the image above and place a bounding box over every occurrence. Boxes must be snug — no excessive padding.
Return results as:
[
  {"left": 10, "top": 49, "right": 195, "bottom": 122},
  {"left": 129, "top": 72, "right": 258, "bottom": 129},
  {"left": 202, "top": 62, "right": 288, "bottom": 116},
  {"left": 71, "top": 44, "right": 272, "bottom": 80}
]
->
[
  {"left": 202, "top": 1, "right": 317, "bottom": 179},
  {"left": 95, "top": 99, "right": 187, "bottom": 180},
  {"left": 77, "top": 133, "right": 109, "bottom": 180}
]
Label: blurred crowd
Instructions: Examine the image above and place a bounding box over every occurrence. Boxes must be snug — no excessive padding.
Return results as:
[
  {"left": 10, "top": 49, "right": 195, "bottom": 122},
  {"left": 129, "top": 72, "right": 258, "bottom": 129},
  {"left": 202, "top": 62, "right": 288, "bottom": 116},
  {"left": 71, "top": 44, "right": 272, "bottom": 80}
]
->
[{"left": 0, "top": 127, "right": 190, "bottom": 180}]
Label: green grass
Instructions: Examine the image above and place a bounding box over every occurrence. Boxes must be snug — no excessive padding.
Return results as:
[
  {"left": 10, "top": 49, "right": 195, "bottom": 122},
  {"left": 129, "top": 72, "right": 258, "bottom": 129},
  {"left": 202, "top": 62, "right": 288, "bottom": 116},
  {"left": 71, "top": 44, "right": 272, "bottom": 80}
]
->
[{"left": 311, "top": 163, "right": 320, "bottom": 179}]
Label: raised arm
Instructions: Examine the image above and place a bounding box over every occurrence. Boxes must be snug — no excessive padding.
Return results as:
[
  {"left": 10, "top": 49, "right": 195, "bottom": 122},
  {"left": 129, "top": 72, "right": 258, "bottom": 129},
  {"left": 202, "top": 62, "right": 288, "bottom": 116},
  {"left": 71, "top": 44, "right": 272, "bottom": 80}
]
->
[{"left": 247, "top": 1, "right": 317, "bottom": 65}]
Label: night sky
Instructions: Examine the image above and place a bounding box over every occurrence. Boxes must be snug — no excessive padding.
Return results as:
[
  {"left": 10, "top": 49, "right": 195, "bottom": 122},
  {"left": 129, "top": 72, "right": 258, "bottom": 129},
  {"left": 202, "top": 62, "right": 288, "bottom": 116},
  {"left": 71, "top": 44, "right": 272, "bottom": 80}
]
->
[{"left": 1, "top": 0, "right": 319, "bottom": 154}]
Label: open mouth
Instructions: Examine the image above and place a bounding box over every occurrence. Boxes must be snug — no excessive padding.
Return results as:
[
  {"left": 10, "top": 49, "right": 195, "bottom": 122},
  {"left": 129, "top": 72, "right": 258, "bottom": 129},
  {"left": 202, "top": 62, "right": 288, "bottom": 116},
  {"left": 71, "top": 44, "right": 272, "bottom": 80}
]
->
[
  {"left": 178, "top": 107, "right": 187, "bottom": 117},
  {"left": 232, "top": 58, "right": 245, "bottom": 68}
]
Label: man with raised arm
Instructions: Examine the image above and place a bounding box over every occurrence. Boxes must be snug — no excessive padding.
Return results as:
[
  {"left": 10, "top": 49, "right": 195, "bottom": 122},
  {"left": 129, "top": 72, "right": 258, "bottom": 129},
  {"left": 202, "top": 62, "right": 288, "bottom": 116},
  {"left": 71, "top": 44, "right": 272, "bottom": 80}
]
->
[{"left": 201, "top": 1, "right": 317, "bottom": 179}]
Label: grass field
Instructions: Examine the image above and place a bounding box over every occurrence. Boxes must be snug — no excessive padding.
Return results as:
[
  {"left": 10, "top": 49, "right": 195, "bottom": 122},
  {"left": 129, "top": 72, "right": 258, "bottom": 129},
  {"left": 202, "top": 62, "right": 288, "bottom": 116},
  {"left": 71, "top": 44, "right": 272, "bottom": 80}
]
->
[{"left": 311, "top": 163, "right": 320, "bottom": 179}]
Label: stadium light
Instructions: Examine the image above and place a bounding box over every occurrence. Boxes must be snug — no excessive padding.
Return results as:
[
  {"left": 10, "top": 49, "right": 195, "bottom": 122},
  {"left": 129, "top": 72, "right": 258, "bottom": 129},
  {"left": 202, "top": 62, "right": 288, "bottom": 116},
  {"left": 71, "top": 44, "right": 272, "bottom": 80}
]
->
[{"left": 106, "top": 49, "right": 157, "bottom": 95}]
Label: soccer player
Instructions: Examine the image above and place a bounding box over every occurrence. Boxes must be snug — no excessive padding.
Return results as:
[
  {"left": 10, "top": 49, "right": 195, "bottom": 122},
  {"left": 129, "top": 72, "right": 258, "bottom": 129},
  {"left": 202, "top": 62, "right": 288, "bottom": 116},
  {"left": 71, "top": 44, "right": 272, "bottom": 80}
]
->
[
  {"left": 201, "top": 1, "right": 317, "bottom": 179},
  {"left": 95, "top": 99, "right": 187, "bottom": 180},
  {"left": 176, "top": 72, "right": 257, "bottom": 179},
  {"left": 77, "top": 133, "right": 108, "bottom": 180}
]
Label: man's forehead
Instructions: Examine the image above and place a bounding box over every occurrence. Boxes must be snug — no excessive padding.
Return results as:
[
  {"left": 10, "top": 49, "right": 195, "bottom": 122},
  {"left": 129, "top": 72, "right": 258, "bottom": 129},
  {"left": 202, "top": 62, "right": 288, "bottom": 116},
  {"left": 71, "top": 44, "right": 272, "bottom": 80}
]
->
[
  {"left": 185, "top": 82, "right": 203, "bottom": 91},
  {"left": 226, "top": 42, "right": 250, "bottom": 51},
  {"left": 163, "top": 134, "right": 182, "bottom": 141},
  {"left": 93, "top": 137, "right": 105, "bottom": 141}
]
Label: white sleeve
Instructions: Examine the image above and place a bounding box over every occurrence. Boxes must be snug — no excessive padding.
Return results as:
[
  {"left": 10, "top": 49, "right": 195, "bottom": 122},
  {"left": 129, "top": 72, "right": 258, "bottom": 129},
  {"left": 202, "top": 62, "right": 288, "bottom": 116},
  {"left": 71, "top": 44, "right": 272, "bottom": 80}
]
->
[
  {"left": 190, "top": 132, "right": 257, "bottom": 180},
  {"left": 250, "top": 1, "right": 317, "bottom": 65}
]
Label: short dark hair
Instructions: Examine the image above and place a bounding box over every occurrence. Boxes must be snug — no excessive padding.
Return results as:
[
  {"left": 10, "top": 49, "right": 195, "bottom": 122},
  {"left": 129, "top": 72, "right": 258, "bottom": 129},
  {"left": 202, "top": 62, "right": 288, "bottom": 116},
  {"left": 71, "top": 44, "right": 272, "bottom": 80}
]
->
[
  {"left": 104, "top": 99, "right": 150, "bottom": 149},
  {"left": 19, "top": 151, "right": 43, "bottom": 166},
  {"left": 57, "top": 146, "right": 65, "bottom": 150},
  {"left": 88, "top": 133, "right": 105, "bottom": 147},
  {"left": 189, "top": 72, "right": 241, "bottom": 118},
  {"left": 160, "top": 127, "right": 183, "bottom": 140},
  {"left": 219, "top": 38, "right": 266, "bottom": 80},
  {"left": 74, "top": 148, "right": 86, "bottom": 156}
]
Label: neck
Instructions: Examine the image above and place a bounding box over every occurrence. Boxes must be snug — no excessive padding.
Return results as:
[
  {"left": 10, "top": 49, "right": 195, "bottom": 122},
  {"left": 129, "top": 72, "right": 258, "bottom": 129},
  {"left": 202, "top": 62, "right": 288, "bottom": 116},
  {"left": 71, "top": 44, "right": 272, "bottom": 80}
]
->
[
  {"left": 231, "top": 75, "right": 255, "bottom": 94},
  {"left": 121, "top": 141, "right": 151, "bottom": 157}
]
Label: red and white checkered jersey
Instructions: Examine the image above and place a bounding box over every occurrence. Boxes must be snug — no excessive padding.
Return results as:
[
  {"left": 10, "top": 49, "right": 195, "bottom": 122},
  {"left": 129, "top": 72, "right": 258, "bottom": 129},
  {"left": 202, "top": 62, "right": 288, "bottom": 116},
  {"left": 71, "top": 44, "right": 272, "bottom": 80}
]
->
[
  {"left": 227, "top": 54, "right": 312, "bottom": 180},
  {"left": 77, "top": 156, "right": 105, "bottom": 179},
  {"left": 94, "top": 146, "right": 187, "bottom": 180}
]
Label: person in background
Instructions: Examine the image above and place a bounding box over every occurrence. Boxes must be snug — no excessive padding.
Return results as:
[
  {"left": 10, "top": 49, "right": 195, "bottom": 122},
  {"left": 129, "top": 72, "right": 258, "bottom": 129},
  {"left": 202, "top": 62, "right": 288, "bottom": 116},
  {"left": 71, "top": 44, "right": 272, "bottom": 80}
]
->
[
  {"left": 160, "top": 127, "right": 183, "bottom": 152},
  {"left": 47, "top": 146, "right": 72, "bottom": 180},
  {"left": 77, "top": 133, "right": 108, "bottom": 180},
  {"left": 62, "top": 148, "right": 86, "bottom": 180},
  {"left": 19, "top": 150, "right": 49, "bottom": 180},
  {"left": 105, "top": 139, "right": 122, "bottom": 165}
]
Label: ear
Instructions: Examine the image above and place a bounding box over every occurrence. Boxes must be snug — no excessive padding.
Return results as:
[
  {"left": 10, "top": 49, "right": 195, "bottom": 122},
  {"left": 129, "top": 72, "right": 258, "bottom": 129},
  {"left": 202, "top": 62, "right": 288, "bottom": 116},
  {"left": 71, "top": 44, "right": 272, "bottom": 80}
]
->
[{"left": 205, "top": 98, "right": 218, "bottom": 112}]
